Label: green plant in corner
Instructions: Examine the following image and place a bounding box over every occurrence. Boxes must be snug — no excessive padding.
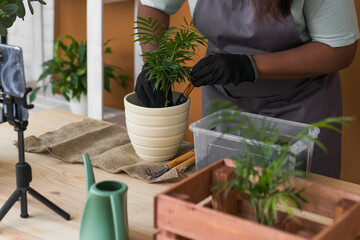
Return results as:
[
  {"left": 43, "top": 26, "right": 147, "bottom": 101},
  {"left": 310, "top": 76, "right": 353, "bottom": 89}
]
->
[
  {"left": 133, "top": 16, "right": 207, "bottom": 107},
  {"left": 29, "top": 35, "right": 129, "bottom": 103},
  {"left": 212, "top": 110, "right": 353, "bottom": 227},
  {"left": 0, "top": 0, "right": 46, "bottom": 36}
]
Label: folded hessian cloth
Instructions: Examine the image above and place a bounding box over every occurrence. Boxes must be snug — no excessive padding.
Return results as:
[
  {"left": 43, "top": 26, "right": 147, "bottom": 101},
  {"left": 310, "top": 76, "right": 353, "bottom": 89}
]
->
[{"left": 19, "top": 119, "right": 194, "bottom": 183}]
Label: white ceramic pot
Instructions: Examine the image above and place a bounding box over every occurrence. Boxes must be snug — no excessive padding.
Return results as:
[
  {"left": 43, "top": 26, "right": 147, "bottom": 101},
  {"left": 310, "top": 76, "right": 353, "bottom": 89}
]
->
[
  {"left": 124, "top": 91, "right": 190, "bottom": 162},
  {"left": 69, "top": 93, "right": 87, "bottom": 116}
]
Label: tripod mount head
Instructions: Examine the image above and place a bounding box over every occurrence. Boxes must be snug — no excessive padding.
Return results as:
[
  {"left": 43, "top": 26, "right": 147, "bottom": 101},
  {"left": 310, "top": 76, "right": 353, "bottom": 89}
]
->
[{"left": 0, "top": 44, "right": 33, "bottom": 131}]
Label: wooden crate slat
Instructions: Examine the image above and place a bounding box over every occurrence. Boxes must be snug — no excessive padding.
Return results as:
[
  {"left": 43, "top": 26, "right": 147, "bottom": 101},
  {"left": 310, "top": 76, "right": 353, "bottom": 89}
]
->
[
  {"left": 312, "top": 201, "right": 360, "bottom": 240},
  {"left": 211, "top": 165, "right": 237, "bottom": 214},
  {"left": 155, "top": 159, "right": 360, "bottom": 239},
  {"left": 334, "top": 199, "right": 356, "bottom": 221},
  {"left": 292, "top": 179, "right": 360, "bottom": 218},
  {"left": 155, "top": 194, "right": 307, "bottom": 240},
  {"left": 154, "top": 230, "right": 182, "bottom": 240},
  {"left": 162, "top": 160, "right": 225, "bottom": 203}
]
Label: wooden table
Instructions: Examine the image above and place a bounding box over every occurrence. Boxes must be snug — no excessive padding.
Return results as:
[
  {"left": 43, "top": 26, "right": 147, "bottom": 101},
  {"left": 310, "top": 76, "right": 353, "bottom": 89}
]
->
[
  {"left": 0, "top": 109, "right": 171, "bottom": 240},
  {"left": 1, "top": 109, "right": 360, "bottom": 240}
]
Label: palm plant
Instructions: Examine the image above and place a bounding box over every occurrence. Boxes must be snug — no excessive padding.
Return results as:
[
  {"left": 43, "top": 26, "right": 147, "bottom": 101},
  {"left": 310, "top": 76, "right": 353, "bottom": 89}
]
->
[{"left": 133, "top": 16, "right": 207, "bottom": 107}]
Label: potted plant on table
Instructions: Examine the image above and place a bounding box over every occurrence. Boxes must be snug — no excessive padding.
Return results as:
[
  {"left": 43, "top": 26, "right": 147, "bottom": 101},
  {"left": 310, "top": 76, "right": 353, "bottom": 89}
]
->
[
  {"left": 154, "top": 112, "right": 360, "bottom": 239},
  {"left": 29, "top": 34, "right": 129, "bottom": 115},
  {"left": 124, "top": 17, "right": 207, "bottom": 162}
]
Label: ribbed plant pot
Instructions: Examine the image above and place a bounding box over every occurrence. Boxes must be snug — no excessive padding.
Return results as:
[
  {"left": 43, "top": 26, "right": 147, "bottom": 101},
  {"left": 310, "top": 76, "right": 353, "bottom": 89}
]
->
[
  {"left": 69, "top": 93, "right": 87, "bottom": 116},
  {"left": 124, "top": 91, "right": 190, "bottom": 162}
]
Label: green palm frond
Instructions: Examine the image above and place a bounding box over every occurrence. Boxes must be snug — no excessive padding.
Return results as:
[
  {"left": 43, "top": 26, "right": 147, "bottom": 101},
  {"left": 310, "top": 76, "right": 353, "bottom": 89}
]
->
[{"left": 133, "top": 16, "right": 208, "bottom": 107}]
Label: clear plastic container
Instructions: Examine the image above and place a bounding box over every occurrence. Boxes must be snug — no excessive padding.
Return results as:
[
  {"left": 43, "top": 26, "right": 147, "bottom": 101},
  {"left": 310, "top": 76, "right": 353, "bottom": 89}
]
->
[{"left": 189, "top": 109, "right": 320, "bottom": 176}]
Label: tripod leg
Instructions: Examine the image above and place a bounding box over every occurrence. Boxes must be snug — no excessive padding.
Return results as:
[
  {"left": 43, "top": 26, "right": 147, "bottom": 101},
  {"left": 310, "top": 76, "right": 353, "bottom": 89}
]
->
[
  {"left": 0, "top": 189, "right": 22, "bottom": 221},
  {"left": 28, "top": 188, "right": 70, "bottom": 220},
  {"left": 20, "top": 191, "right": 29, "bottom": 218}
]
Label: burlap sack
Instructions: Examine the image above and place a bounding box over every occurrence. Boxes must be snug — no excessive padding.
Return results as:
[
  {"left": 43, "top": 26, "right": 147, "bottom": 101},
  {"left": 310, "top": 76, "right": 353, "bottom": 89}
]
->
[{"left": 19, "top": 119, "right": 194, "bottom": 183}]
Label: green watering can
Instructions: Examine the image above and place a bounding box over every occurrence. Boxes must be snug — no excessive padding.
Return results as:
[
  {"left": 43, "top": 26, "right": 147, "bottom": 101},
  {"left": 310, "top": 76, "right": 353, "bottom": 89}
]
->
[{"left": 80, "top": 154, "right": 129, "bottom": 240}]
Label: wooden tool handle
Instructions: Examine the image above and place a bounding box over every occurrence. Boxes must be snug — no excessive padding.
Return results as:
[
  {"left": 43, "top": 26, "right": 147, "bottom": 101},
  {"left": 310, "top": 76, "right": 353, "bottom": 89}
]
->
[
  {"left": 183, "top": 83, "right": 194, "bottom": 97},
  {"left": 167, "top": 149, "right": 195, "bottom": 169},
  {"left": 175, "top": 156, "right": 195, "bottom": 171}
]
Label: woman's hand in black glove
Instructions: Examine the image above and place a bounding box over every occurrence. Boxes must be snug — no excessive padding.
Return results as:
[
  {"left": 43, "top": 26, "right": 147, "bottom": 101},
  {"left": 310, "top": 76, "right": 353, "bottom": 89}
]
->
[
  {"left": 190, "top": 53, "right": 258, "bottom": 87},
  {"left": 135, "top": 65, "right": 173, "bottom": 108}
]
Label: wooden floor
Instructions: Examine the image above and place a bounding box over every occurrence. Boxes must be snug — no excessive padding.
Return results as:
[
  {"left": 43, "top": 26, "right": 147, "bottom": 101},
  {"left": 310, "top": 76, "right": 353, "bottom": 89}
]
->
[{"left": 0, "top": 109, "right": 171, "bottom": 240}]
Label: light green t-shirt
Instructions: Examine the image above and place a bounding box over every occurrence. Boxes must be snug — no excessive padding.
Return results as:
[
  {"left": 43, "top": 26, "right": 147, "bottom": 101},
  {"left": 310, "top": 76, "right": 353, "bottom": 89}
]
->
[{"left": 140, "top": 0, "right": 360, "bottom": 48}]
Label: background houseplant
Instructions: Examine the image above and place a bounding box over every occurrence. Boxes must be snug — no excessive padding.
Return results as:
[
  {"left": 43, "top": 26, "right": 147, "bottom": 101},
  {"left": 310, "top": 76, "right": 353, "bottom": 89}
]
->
[
  {"left": 123, "top": 17, "right": 207, "bottom": 161},
  {"left": 0, "top": 0, "right": 45, "bottom": 36},
  {"left": 29, "top": 34, "right": 129, "bottom": 115}
]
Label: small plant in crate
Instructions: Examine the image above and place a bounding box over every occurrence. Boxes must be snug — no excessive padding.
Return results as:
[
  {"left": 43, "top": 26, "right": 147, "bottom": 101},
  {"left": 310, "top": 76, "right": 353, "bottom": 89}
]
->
[{"left": 212, "top": 110, "right": 353, "bottom": 227}]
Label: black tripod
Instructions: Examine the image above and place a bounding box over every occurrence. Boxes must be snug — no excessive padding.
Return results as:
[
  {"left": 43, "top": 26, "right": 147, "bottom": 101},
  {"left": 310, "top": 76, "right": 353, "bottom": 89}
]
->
[{"left": 0, "top": 88, "right": 70, "bottom": 221}]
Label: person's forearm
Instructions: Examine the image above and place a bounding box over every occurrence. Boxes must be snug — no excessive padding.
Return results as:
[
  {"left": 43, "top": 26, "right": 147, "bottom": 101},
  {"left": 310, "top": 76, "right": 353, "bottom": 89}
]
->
[
  {"left": 137, "top": 2, "right": 170, "bottom": 53},
  {"left": 252, "top": 41, "right": 358, "bottom": 79}
]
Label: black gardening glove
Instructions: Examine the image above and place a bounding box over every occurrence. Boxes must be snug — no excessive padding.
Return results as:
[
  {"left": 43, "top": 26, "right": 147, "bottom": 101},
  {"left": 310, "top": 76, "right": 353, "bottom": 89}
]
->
[
  {"left": 190, "top": 53, "right": 258, "bottom": 87},
  {"left": 135, "top": 64, "right": 173, "bottom": 108}
]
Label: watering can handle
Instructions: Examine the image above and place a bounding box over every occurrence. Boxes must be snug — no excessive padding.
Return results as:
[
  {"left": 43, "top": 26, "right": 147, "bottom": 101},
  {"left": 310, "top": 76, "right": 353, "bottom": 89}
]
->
[
  {"left": 110, "top": 193, "right": 128, "bottom": 240},
  {"left": 82, "top": 153, "right": 95, "bottom": 195}
]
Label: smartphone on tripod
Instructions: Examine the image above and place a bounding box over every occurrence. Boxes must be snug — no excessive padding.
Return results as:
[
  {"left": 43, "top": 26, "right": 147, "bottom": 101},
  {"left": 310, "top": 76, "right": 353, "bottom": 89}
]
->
[{"left": 0, "top": 44, "right": 28, "bottom": 122}]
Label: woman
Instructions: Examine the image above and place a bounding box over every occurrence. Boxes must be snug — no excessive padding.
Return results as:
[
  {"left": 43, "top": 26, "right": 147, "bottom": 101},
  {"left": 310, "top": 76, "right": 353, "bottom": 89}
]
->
[{"left": 135, "top": 0, "right": 359, "bottom": 178}]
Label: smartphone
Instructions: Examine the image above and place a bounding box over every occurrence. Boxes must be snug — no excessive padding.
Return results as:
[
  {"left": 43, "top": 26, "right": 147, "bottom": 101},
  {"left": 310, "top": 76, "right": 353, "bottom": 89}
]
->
[{"left": 0, "top": 44, "right": 28, "bottom": 122}]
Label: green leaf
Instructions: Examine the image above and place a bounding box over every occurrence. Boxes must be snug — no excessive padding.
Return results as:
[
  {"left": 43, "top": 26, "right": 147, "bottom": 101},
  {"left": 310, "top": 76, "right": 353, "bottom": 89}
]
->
[
  {"left": 42, "top": 59, "right": 58, "bottom": 67},
  {"left": 134, "top": 18, "right": 151, "bottom": 27},
  {"left": 51, "top": 80, "right": 58, "bottom": 95},
  {"left": 104, "top": 46, "right": 111, "bottom": 54},
  {"left": 70, "top": 72, "right": 79, "bottom": 87},
  {"left": 103, "top": 37, "right": 116, "bottom": 46},
  {"left": 65, "top": 34, "right": 78, "bottom": 45},
  {"left": 78, "top": 42, "right": 85, "bottom": 63},
  {"left": 15, "top": 1, "right": 25, "bottom": 18},
  {"left": 80, "top": 76, "right": 87, "bottom": 88},
  {"left": 76, "top": 67, "right": 86, "bottom": 76},
  {"left": 0, "top": 16, "right": 13, "bottom": 28},
  {"left": 103, "top": 75, "right": 110, "bottom": 92},
  {"left": 279, "top": 197, "right": 293, "bottom": 217},
  {"left": 1, "top": 3, "right": 17, "bottom": 15},
  {"left": 29, "top": 86, "right": 40, "bottom": 103},
  {"left": 53, "top": 37, "right": 61, "bottom": 62},
  {"left": 133, "top": 26, "right": 153, "bottom": 32},
  {"left": 183, "top": 16, "right": 188, "bottom": 26},
  {"left": 37, "top": 70, "right": 54, "bottom": 81},
  {"left": 27, "top": 0, "right": 34, "bottom": 15},
  {"left": 37, "top": 0, "right": 47, "bottom": 5},
  {"left": 57, "top": 39, "right": 67, "bottom": 52},
  {"left": 284, "top": 194, "right": 302, "bottom": 210}
]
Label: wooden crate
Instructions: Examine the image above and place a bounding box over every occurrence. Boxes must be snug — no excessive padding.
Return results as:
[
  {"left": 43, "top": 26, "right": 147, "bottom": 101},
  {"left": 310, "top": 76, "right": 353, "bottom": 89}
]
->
[{"left": 154, "top": 159, "right": 360, "bottom": 240}]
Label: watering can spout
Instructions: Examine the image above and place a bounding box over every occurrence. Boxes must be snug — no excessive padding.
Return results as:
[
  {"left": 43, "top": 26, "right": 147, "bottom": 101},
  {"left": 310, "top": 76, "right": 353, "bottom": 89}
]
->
[{"left": 82, "top": 153, "right": 95, "bottom": 195}]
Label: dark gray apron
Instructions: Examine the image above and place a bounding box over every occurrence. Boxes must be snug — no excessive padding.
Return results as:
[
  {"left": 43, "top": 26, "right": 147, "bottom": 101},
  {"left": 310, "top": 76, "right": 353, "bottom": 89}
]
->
[{"left": 193, "top": 0, "right": 343, "bottom": 178}]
